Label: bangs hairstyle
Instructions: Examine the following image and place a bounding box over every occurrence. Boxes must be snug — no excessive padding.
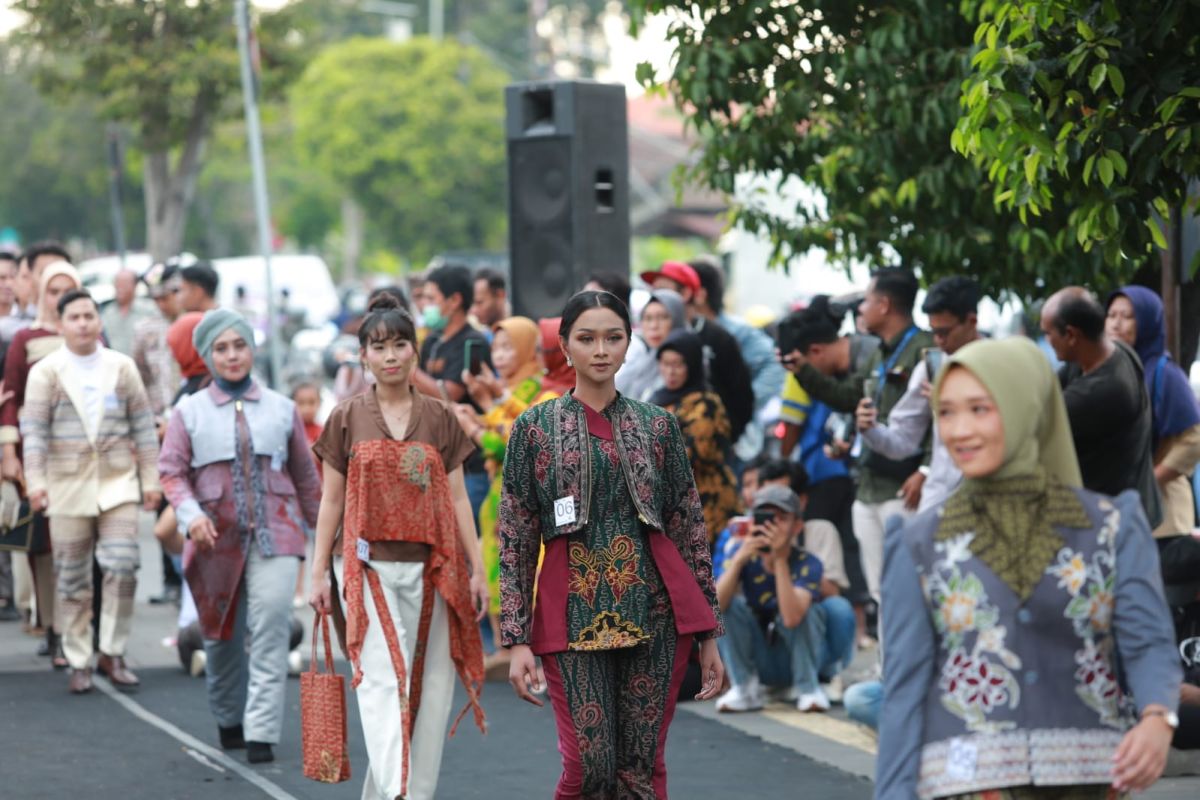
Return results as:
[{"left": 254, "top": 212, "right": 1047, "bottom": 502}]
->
[
  {"left": 358, "top": 292, "right": 417, "bottom": 347},
  {"left": 559, "top": 290, "right": 632, "bottom": 339}
]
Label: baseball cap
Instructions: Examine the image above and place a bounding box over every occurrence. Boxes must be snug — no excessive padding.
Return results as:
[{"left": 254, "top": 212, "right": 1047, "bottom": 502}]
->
[
  {"left": 639, "top": 261, "right": 700, "bottom": 293},
  {"left": 751, "top": 485, "right": 801, "bottom": 517}
]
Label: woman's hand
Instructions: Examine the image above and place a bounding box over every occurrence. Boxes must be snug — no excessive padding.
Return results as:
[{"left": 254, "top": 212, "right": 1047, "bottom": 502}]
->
[
  {"left": 1112, "top": 712, "right": 1174, "bottom": 792},
  {"left": 187, "top": 516, "right": 219, "bottom": 551},
  {"left": 309, "top": 570, "right": 332, "bottom": 615},
  {"left": 28, "top": 489, "right": 48, "bottom": 513},
  {"left": 508, "top": 644, "right": 545, "bottom": 707},
  {"left": 452, "top": 404, "right": 481, "bottom": 441},
  {"left": 469, "top": 570, "right": 489, "bottom": 622},
  {"left": 695, "top": 638, "right": 725, "bottom": 701}
]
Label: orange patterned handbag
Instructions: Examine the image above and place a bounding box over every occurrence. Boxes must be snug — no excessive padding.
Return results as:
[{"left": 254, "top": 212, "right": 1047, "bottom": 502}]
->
[{"left": 301, "top": 612, "right": 352, "bottom": 783}]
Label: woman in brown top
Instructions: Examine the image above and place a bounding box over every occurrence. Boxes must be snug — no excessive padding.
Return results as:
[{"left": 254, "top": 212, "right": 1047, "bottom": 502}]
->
[{"left": 310, "top": 293, "right": 486, "bottom": 800}]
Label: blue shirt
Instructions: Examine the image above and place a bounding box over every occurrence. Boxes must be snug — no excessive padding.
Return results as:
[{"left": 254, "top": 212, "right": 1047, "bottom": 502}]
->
[{"left": 713, "top": 527, "right": 823, "bottom": 617}]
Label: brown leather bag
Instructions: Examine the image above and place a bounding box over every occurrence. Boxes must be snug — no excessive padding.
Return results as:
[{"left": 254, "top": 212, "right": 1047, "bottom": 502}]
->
[{"left": 300, "top": 612, "right": 351, "bottom": 784}]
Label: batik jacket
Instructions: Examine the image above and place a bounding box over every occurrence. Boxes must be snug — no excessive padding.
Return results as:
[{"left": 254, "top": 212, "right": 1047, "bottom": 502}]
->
[
  {"left": 875, "top": 488, "right": 1181, "bottom": 799},
  {"left": 498, "top": 392, "right": 723, "bottom": 653}
]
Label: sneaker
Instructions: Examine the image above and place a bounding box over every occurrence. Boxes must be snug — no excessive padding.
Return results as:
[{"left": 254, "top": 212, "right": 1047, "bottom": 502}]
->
[
  {"left": 798, "top": 688, "right": 831, "bottom": 713},
  {"left": 767, "top": 685, "right": 798, "bottom": 703},
  {"left": 822, "top": 675, "right": 845, "bottom": 704},
  {"left": 716, "top": 680, "right": 764, "bottom": 713},
  {"left": 287, "top": 650, "right": 303, "bottom": 676},
  {"left": 190, "top": 649, "right": 207, "bottom": 677}
]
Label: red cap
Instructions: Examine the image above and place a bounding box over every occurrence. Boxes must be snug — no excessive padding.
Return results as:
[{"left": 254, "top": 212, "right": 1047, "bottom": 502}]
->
[{"left": 639, "top": 261, "right": 700, "bottom": 293}]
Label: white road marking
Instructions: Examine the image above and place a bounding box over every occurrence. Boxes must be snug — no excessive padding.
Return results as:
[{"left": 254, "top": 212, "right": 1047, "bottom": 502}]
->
[
  {"left": 93, "top": 676, "right": 301, "bottom": 800},
  {"left": 184, "top": 747, "right": 228, "bottom": 773}
]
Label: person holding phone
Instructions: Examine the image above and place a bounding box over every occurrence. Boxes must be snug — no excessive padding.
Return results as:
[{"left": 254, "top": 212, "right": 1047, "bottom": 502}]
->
[
  {"left": 713, "top": 484, "right": 855, "bottom": 714},
  {"left": 857, "top": 276, "right": 983, "bottom": 514},
  {"left": 453, "top": 316, "right": 561, "bottom": 672},
  {"left": 499, "top": 290, "right": 724, "bottom": 799},
  {"left": 309, "top": 293, "right": 486, "bottom": 800},
  {"left": 417, "top": 264, "right": 492, "bottom": 524}
]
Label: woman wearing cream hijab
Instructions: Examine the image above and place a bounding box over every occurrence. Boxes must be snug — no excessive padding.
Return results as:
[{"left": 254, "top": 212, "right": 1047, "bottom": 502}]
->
[
  {"left": 0, "top": 260, "right": 82, "bottom": 668},
  {"left": 875, "top": 338, "right": 1181, "bottom": 800}
]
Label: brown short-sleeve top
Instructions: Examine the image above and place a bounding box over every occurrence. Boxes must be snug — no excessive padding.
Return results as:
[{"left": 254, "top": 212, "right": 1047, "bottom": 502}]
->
[{"left": 314, "top": 386, "right": 475, "bottom": 476}]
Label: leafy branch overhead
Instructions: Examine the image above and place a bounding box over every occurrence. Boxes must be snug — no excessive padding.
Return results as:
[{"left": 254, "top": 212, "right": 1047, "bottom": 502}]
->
[
  {"left": 628, "top": 1, "right": 1196, "bottom": 299},
  {"left": 954, "top": 0, "right": 1200, "bottom": 275}
]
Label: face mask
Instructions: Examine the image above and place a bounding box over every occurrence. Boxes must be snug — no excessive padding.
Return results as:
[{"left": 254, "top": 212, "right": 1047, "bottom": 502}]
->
[{"left": 422, "top": 304, "right": 447, "bottom": 331}]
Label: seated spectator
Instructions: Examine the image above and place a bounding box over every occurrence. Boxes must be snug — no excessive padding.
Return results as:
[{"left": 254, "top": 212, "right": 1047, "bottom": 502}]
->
[
  {"left": 843, "top": 679, "right": 882, "bottom": 732},
  {"left": 713, "top": 484, "right": 856, "bottom": 713}
]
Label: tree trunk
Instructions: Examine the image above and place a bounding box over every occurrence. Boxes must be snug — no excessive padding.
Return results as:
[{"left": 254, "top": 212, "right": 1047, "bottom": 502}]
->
[
  {"left": 341, "top": 194, "right": 364, "bottom": 281},
  {"left": 143, "top": 99, "right": 212, "bottom": 263},
  {"left": 1180, "top": 279, "right": 1200, "bottom": 371}
]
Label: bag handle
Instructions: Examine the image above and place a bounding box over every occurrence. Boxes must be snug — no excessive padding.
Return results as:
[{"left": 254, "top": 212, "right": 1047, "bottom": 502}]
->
[{"left": 309, "top": 611, "right": 335, "bottom": 675}]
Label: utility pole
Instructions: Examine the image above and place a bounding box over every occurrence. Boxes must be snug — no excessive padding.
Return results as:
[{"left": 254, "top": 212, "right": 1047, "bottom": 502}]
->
[{"left": 234, "top": 0, "right": 283, "bottom": 388}]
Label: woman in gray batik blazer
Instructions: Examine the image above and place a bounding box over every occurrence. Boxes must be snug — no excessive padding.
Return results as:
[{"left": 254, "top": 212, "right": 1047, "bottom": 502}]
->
[{"left": 875, "top": 339, "right": 1181, "bottom": 800}]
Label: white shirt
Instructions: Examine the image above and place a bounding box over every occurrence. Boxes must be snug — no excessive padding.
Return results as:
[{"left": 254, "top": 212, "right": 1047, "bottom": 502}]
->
[{"left": 68, "top": 346, "right": 105, "bottom": 439}]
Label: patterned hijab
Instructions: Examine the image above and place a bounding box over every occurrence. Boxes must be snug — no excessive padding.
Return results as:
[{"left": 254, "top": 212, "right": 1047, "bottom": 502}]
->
[{"left": 932, "top": 338, "right": 1090, "bottom": 601}]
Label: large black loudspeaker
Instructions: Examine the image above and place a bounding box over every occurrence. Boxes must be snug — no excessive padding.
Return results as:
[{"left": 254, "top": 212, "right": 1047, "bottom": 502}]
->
[{"left": 506, "top": 81, "right": 630, "bottom": 319}]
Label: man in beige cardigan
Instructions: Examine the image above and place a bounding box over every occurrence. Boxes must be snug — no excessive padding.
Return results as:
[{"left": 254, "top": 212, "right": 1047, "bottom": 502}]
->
[{"left": 20, "top": 288, "right": 161, "bottom": 694}]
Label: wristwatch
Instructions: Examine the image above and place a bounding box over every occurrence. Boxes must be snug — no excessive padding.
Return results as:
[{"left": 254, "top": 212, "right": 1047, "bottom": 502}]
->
[{"left": 1143, "top": 709, "right": 1180, "bottom": 730}]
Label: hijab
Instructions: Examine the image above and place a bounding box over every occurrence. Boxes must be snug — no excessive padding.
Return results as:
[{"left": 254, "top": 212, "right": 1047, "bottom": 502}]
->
[
  {"left": 538, "top": 317, "right": 575, "bottom": 395},
  {"left": 493, "top": 316, "right": 542, "bottom": 389},
  {"left": 931, "top": 337, "right": 1090, "bottom": 601},
  {"left": 167, "top": 312, "right": 208, "bottom": 378},
  {"left": 193, "top": 308, "right": 256, "bottom": 396},
  {"left": 34, "top": 261, "right": 82, "bottom": 330},
  {"left": 649, "top": 329, "right": 706, "bottom": 408},
  {"left": 1108, "top": 286, "right": 1200, "bottom": 442},
  {"left": 615, "top": 289, "right": 688, "bottom": 401}
]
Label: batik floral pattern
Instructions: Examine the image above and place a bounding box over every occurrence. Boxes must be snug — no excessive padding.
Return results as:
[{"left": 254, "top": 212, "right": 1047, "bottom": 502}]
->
[
  {"left": 1048, "top": 499, "right": 1123, "bottom": 727},
  {"left": 925, "top": 532, "right": 1022, "bottom": 733}
]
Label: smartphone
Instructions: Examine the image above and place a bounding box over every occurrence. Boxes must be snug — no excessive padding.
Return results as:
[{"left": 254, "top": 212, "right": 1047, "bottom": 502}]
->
[
  {"left": 862, "top": 376, "right": 879, "bottom": 402},
  {"left": 464, "top": 338, "right": 484, "bottom": 376},
  {"left": 923, "top": 347, "right": 945, "bottom": 380},
  {"left": 751, "top": 510, "right": 775, "bottom": 553}
]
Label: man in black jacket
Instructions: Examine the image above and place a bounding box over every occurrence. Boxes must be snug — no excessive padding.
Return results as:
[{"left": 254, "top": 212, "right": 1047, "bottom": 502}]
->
[{"left": 640, "top": 261, "right": 755, "bottom": 442}]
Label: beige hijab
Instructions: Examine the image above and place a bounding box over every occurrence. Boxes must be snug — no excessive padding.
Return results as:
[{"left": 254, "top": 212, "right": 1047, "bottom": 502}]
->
[
  {"left": 931, "top": 337, "right": 1090, "bottom": 601},
  {"left": 34, "top": 261, "right": 83, "bottom": 330}
]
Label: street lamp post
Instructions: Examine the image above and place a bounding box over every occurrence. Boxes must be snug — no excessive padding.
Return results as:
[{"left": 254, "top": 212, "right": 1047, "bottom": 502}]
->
[{"left": 234, "top": 0, "right": 284, "bottom": 389}]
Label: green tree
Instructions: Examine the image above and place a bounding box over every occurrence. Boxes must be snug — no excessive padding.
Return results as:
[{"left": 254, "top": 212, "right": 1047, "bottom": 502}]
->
[
  {"left": 0, "top": 44, "right": 143, "bottom": 249},
  {"left": 954, "top": 0, "right": 1200, "bottom": 270},
  {"left": 290, "top": 36, "right": 510, "bottom": 266},
  {"left": 14, "top": 0, "right": 310, "bottom": 261},
  {"left": 630, "top": 1, "right": 1107, "bottom": 300}
]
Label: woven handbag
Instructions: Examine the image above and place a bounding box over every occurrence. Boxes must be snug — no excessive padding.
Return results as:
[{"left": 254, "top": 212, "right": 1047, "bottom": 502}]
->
[{"left": 301, "top": 612, "right": 351, "bottom": 783}]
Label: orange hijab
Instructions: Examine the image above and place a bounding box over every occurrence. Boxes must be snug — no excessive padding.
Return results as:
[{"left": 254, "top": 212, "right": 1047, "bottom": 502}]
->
[
  {"left": 538, "top": 317, "right": 575, "bottom": 395},
  {"left": 167, "top": 312, "right": 208, "bottom": 378},
  {"left": 493, "top": 316, "right": 542, "bottom": 389}
]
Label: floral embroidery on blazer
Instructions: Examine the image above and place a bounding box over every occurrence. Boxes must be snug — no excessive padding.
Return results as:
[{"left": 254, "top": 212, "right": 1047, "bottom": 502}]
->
[{"left": 497, "top": 393, "right": 722, "bottom": 648}]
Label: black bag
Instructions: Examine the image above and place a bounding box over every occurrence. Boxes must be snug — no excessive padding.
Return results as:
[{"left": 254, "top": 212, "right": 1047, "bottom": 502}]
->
[
  {"left": 0, "top": 499, "right": 40, "bottom": 553},
  {"left": 860, "top": 449, "right": 925, "bottom": 481}
]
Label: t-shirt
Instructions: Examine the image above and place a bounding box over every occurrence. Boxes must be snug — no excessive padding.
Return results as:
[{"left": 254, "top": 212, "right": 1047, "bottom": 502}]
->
[
  {"left": 313, "top": 386, "right": 475, "bottom": 478},
  {"left": 420, "top": 324, "right": 491, "bottom": 474},
  {"left": 1059, "top": 340, "right": 1161, "bottom": 526},
  {"left": 712, "top": 530, "right": 823, "bottom": 617},
  {"left": 67, "top": 347, "right": 105, "bottom": 439},
  {"left": 803, "top": 519, "right": 849, "bottom": 590}
]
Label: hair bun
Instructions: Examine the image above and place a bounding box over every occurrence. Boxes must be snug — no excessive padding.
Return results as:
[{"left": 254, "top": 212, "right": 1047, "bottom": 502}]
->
[{"left": 366, "top": 292, "right": 402, "bottom": 312}]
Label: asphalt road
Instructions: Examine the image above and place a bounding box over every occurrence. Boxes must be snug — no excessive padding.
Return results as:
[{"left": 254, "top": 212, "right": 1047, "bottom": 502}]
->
[{"left": 0, "top": 662, "right": 872, "bottom": 800}]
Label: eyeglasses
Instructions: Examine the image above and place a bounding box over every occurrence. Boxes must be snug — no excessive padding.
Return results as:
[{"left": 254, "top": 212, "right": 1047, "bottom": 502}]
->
[
  {"left": 641, "top": 312, "right": 672, "bottom": 324},
  {"left": 930, "top": 321, "right": 962, "bottom": 340}
]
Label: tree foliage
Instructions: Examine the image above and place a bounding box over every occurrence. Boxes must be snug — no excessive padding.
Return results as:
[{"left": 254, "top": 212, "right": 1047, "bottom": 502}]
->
[
  {"left": 13, "top": 0, "right": 311, "bottom": 260},
  {"left": 0, "top": 45, "right": 144, "bottom": 249},
  {"left": 954, "top": 0, "right": 1200, "bottom": 274},
  {"left": 289, "top": 37, "right": 510, "bottom": 266},
  {"left": 630, "top": 1, "right": 1119, "bottom": 299}
]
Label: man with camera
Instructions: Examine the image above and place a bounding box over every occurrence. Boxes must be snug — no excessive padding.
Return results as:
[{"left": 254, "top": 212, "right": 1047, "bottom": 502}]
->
[
  {"left": 713, "top": 484, "right": 857, "bottom": 713},
  {"left": 779, "top": 268, "right": 932, "bottom": 608}
]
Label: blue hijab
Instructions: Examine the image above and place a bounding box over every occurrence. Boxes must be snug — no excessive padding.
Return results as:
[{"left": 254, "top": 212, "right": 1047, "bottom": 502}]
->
[{"left": 1108, "top": 285, "right": 1200, "bottom": 442}]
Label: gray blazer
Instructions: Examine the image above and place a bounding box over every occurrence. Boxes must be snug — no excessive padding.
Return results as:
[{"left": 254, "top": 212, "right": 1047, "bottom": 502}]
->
[{"left": 875, "top": 487, "right": 1181, "bottom": 799}]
